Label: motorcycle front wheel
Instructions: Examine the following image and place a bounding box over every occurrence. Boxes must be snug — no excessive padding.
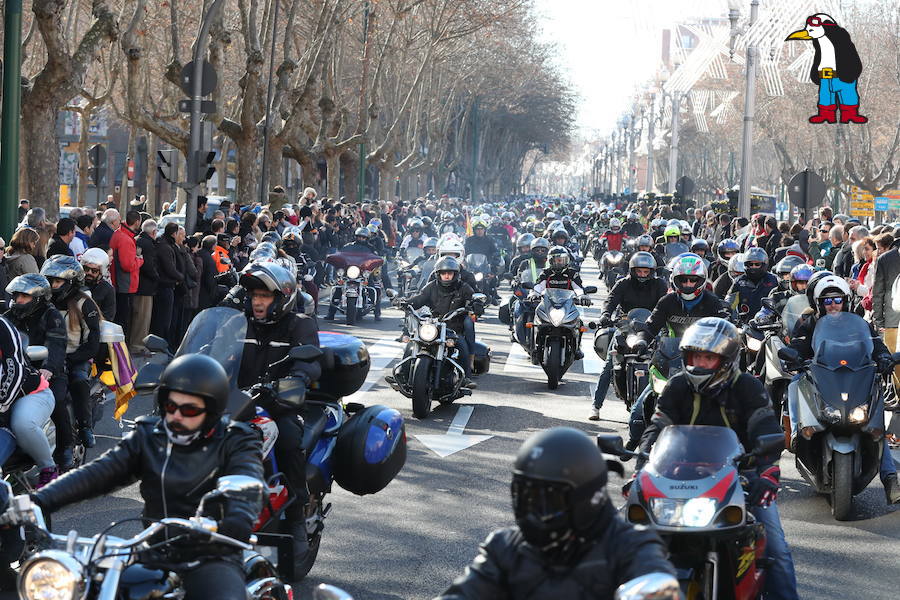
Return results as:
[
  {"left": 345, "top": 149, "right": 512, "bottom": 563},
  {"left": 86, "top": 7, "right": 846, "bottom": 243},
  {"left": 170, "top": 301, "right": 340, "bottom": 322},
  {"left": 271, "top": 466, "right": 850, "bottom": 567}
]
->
[
  {"left": 830, "top": 451, "right": 853, "bottom": 521},
  {"left": 345, "top": 297, "right": 358, "bottom": 325},
  {"left": 411, "top": 357, "right": 433, "bottom": 419},
  {"left": 546, "top": 339, "right": 562, "bottom": 390}
]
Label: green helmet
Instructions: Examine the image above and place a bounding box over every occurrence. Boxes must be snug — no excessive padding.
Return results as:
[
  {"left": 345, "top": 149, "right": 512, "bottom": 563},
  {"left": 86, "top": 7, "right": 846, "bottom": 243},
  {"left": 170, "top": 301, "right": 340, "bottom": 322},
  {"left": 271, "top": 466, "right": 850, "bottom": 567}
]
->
[{"left": 664, "top": 225, "right": 681, "bottom": 238}]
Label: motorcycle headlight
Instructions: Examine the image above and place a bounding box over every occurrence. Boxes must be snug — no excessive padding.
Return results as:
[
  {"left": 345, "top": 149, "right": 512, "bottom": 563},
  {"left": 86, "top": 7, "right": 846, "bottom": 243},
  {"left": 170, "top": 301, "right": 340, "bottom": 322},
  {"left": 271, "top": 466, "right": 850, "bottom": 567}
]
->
[
  {"left": 346, "top": 265, "right": 361, "bottom": 279},
  {"left": 607, "top": 254, "right": 623, "bottom": 264},
  {"left": 19, "top": 551, "right": 84, "bottom": 600},
  {"left": 821, "top": 405, "right": 842, "bottom": 424},
  {"left": 746, "top": 336, "right": 762, "bottom": 352},
  {"left": 848, "top": 405, "right": 868, "bottom": 424},
  {"left": 549, "top": 308, "right": 565, "bottom": 326},
  {"left": 418, "top": 323, "right": 439, "bottom": 342},
  {"left": 475, "top": 272, "right": 484, "bottom": 282},
  {"left": 650, "top": 497, "right": 717, "bottom": 527}
]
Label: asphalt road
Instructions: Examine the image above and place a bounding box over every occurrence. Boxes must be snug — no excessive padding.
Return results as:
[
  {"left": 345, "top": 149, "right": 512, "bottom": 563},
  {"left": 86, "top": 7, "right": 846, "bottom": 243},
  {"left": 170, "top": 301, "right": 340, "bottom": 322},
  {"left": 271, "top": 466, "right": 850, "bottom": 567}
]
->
[{"left": 28, "top": 257, "right": 900, "bottom": 599}]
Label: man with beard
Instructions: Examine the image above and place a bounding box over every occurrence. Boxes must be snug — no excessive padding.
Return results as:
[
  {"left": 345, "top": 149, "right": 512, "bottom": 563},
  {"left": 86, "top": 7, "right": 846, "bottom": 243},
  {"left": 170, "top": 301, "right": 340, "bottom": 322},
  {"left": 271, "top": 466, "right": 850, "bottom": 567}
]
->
[{"left": 79, "top": 248, "right": 116, "bottom": 320}]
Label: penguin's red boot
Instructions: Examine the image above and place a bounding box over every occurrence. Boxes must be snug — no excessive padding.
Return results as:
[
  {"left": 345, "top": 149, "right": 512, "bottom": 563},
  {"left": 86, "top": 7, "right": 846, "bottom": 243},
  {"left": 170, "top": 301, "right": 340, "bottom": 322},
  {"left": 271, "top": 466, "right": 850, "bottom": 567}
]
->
[
  {"left": 808, "top": 104, "right": 837, "bottom": 124},
  {"left": 839, "top": 105, "right": 868, "bottom": 124}
]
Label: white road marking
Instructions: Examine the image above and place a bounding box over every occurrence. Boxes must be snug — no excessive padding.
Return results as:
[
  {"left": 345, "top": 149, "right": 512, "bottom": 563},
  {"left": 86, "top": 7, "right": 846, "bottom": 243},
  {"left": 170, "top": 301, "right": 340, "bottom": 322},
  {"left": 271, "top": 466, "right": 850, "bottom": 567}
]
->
[
  {"left": 415, "top": 405, "right": 493, "bottom": 457},
  {"left": 344, "top": 338, "right": 405, "bottom": 402}
]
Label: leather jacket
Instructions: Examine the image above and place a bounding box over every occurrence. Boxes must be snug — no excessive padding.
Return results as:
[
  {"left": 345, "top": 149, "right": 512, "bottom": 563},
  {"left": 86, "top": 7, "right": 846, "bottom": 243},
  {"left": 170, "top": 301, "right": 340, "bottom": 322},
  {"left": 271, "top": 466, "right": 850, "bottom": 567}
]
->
[
  {"left": 436, "top": 505, "right": 674, "bottom": 600},
  {"left": 237, "top": 312, "right": 322, "bottom": 392},
  {"left": 725, "top": 273, "right": 779, "bottom": 321},
  {"left": 35, "top": 416, "right": 264, "bottom": 537},
  {"left": 640, "top": 291, "right": 730, "bottom": 341},
  {"left": 601, "top": 276, "right": 667, "bottom": 321},
  {"left": 408, "top": 279, "right": 475, "bottom": 335}
]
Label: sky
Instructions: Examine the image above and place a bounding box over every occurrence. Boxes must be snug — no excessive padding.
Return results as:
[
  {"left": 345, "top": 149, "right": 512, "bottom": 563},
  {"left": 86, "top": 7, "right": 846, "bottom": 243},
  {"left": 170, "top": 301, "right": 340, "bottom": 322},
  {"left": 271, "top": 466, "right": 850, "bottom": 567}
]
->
[{"left": 532, "top": 0, "right": 726, "bottom": 136}]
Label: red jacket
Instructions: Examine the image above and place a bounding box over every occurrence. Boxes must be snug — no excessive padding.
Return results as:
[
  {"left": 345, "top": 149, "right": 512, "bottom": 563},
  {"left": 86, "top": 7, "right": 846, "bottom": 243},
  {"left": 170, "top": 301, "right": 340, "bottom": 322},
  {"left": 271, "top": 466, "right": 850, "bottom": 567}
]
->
[{"left": 110, "top": 226, "right": 143, "bottom": 294}]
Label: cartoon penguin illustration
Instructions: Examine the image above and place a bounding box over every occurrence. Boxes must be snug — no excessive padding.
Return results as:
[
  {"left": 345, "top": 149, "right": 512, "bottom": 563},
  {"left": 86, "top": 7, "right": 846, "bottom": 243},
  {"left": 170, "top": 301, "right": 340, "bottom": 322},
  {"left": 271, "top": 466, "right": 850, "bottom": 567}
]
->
[{"left": 785, "top": 13, "right": 867, "bottom": 124}]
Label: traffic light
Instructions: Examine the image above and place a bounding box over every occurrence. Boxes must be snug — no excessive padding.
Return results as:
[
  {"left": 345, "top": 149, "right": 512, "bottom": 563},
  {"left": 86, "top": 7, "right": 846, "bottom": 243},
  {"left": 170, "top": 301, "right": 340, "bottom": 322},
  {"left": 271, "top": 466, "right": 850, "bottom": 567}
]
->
[
  {"left": 193, "top": 150, "right": 216, "bottom": 184},
  {"left": 157, "top": 149, "right": 177, "bottom": 183},
  {"left": 88, "top": 144, "right": 106, "bottom": 187}
]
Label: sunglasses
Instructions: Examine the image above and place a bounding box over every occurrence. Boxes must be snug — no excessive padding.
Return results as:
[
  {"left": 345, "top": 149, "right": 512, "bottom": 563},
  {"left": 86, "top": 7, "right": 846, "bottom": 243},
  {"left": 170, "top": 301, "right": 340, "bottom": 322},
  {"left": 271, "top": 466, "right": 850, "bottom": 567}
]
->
[
  {"left": 680, "top": 276, "right": 702, "bottom": 283},
  {"left": 163, "top": 400, "right": 206, "bottom": 417},
  {"left": 83, "top": 266, "right": 101, "bottom": 274},
  {"left": 745, "top": 262, "right": 764, "bottom": 268},
  {"left": 822, "top": 297, "right": 844, "bottom": 306},
  {"left": 806, "top": 16, "right": 834, "bottom": 27}
]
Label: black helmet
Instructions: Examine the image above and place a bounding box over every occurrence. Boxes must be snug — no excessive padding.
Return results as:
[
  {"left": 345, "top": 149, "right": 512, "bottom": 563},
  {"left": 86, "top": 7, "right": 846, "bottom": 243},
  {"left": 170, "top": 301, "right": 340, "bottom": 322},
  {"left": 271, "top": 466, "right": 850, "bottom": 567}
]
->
[
  {"left": 636, "top": 234, "right": 654, "bottom": 250},
  {"left": 281, "top": 230, "right": 301, "bottom": 251},
  {"left": 354, "top": 227, "right": 370, "bottom": 241},
  {"left": 40, "top": 255, "right": 85, "bottom": 302},
  {"left": 548, "top": 246, "right": 570, "bottom": 272},
  {"left": 512, "top": 428, "right": 609, "bottom": 557},
  {"left": 240, "top": 262, "right": 297, "bottom": 324},
  {"left": 774, "top": 256, "right": 806, "bottom": 290},
  {"left": 690, "top": 238, "right": 710, "bottom": 256},
  {"left": 433, "top": 256, "right": 461, "bottom": 287},
  {"left": 157, "top": 354, "right": 230, "bottom": 432},
  {"left": 551, "top": 229, "right": 569, "bottom": 244},
  {"left": 743, "top": 247, "right": 768, "bottom": 280},
  {"left": 629, "top": 251, "right": 657, "bottom": 282},
  {"left": 6, "top": 274, "right": 52, "bottom": 319},
  {"left": 680, "top": 317, "right": 741, "bottom": 396}
]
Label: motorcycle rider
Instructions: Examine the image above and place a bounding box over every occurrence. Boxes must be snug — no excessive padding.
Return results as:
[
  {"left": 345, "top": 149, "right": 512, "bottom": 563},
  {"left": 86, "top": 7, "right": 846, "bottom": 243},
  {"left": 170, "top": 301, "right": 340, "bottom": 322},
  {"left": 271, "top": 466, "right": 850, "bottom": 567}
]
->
[
  {"left": 330, "top": 227, "right": 386, "bottom": 321},
  {"left": 635, "top": 234, "right": 663, "bottom": 267},
  {"left": 767, "top": 257, "right": 809, "bottom": 314},
  {"left": 627, "top": 255, "right": 730, "bottom": 447},
  {"left": 513, "top": 238, "right": 550, "bottom": 345},
  {"left": 636, "top": 317, "right": 799, "bottom": 600},
  {"left": 714, "top": 252, "right": 745, "bottom": 299},
  {"left": 4, "top": 274, "right": 71, "bottom": 471},
  {"left": 658, "top": 224, "right": 688, "bottom": 262},
  {"left": 590, "top": 251, "right": 668, "bottom": 420},
  {"left": 437, "top": 427, "right": 676, "bottom": 599},
  {"left": 404, "top": 256, "right": 478, "bottom": 388},
  {"left": 234, "top": 262, "right": 322, "bottom": 564},
  {"left": 623, "top": 212, "right": 644, "bottom": 237},
  {"left": 785, "top": 275, "right": 900, "bottom": 503},
  {"left": 79, "top": 247, "right": 116, "bottom": 320},
  {"left": 710, "top": 238, "right": 739, "bottom": 281},
  {"left": 600, "top": 218, "right": 627, "bottom": 252},
  {"left": 551, "top": 227, "right": 580, "bottom": 262},
  {"left": 725, "top": 247, "right": 778, "bottom": 322},
  {"left": 507, "top": 232, "right": 535, "bottom": 276},
  {"left": 32, "top": 354, "right": 265, "bottom": 600},
  {"left": 528, "top": 246, "right": 586, "bottom": 360},
  {"left": 41, "top": 255, "right": 101, "bottom": 450},
  {"left": 464, "top": 218, "right": 501, "bottom": 304}
]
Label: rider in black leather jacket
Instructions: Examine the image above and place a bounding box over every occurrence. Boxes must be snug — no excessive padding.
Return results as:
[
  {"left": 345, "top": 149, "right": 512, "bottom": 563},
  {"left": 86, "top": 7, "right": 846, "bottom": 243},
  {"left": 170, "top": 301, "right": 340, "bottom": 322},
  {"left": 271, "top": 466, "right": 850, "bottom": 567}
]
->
[
  {"left": 33, "top": 354, "right": 264, "bottom": 600},
  {"left": 437, "top": 428, "right": 674, "bottom": 600}
]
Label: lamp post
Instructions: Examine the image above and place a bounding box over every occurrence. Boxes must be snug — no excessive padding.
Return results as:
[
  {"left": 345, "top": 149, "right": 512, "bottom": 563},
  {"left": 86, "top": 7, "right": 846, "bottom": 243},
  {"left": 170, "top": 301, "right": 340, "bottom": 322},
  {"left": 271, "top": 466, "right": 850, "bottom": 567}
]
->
[
  {"left": 646, "top": 93, "right": 656, "bottom": 193},
  {"left": 667, "top": 91, "right": 682, "bottom": 194},
  {"left": 730, "top": 0, "right": 760, "bottom": 218},
  {"left": 0, "top": 0, "right": 23, "bottom": 238}
]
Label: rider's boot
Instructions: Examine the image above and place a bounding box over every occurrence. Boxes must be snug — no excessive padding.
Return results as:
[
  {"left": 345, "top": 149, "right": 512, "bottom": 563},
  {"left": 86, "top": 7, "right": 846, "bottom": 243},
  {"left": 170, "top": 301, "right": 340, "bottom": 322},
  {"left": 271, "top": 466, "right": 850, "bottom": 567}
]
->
[
  {"left": 884, "top": 474, "right": 900, "bottom": 504},
  {"left": 54, "top": 446, "right": 75, "bottom": 472}
]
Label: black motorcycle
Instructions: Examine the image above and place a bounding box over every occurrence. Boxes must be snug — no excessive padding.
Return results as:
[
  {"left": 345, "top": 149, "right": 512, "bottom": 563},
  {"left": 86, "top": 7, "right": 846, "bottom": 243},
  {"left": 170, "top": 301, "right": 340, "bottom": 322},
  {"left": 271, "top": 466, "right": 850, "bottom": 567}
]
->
[
  {"left": 593, "top": 308, "right": 652, "bottom": 410},
  {"left": 779, "top": 311, "right": 899, "bottom": 520}
]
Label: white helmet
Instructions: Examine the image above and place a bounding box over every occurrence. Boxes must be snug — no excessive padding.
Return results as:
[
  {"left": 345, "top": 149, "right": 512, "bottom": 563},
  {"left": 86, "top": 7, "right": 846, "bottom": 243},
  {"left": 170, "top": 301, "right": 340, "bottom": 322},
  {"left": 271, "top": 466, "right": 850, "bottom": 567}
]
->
[
  {"left": 812, "top": 275, "right": 851, "bottom": 317},
  {"left": 609, "top": 218, "right": 622, "bottom": 231},
  {"left": 438, "top": 239, "right": 465, "bottom": 260},
  {"left": 728, "top": 253, "right": 745, "bottom": 277},
  {"left": 80, "top": 247, "right": 110, "bottom": 276}
]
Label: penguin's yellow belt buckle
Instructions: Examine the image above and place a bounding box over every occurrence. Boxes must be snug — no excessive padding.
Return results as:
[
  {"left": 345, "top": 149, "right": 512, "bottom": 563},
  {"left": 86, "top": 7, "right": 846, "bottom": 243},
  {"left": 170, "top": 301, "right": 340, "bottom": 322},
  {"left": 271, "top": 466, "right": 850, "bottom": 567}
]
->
[{"left": 820, "top": 68, "right": 834, "bottom": 79}]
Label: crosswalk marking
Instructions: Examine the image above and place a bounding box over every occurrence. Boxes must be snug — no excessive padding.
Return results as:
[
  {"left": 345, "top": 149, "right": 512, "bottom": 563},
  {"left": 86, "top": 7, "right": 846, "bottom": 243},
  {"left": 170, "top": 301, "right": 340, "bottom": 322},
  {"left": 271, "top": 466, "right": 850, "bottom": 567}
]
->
[{"left": 504, "top": 341, "right": 541, "bottom": 373}]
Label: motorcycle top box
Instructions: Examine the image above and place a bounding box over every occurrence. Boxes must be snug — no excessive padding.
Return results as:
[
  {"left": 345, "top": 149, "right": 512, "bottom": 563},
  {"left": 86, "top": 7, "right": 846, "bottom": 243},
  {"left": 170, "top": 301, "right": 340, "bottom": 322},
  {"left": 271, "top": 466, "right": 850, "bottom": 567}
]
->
[
  {"left": 317, "top": 331, "right": 371, "bottom": 399},
  {"left": 334, "top": 404, "right": 407, "bottom": 496},
  {"left": 325, "top": 251, "right": 384, "bottom": 273}
]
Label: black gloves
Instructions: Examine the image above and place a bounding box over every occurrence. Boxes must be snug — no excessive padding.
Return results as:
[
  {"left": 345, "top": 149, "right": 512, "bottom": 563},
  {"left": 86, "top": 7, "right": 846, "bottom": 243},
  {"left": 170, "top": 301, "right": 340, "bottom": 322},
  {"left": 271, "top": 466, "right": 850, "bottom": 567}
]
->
[
  {"left": 877, "top": 355, "right": 895, "bottom": 375},
  {"left": 748, "top": 466, "right": 781, "bottom": 507},
  {"left": 630, "top": 338, "right": 648, "bottom": 354},
  {"left": 218, "top": 515, "right": 253, "bottom": 543},
  {"left": 598, "top": 314, "right": 613, "bottom": 328}
]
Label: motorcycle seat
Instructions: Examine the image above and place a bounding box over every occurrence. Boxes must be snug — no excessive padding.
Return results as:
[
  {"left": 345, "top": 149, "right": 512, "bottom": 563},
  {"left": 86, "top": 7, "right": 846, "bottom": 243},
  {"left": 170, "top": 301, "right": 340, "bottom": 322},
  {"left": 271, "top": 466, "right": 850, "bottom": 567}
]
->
[{"left": 299, "top": 406, "right": 329, "bottom": 453}]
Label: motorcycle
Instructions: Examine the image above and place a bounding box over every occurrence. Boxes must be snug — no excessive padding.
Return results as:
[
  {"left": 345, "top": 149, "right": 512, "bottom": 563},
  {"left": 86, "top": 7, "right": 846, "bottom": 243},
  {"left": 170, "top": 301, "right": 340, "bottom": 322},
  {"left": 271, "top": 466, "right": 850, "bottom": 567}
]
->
[
  {"left": 7, "top": 475, "right": 294, "bottom": 599},
  {"left": 466, "top": 253, "right": 495, "bottom": 297},
  {"left": 778, "top": 311, "right": 897, "bottom": 520},
  {"left": 592, "top": 308, "right": 652, "bottom": 410},
  {"left": 387, "top": 296, "right": 491, "bottom": 419},
  {"left": 523, "top": 284, "right": 597, "bottom": 389},
  {"left": 599, "top": 426, "right": 784, "bottom": 599},
  {"left": 600, "top": 248, "right": 627, "bottom": 291},
  {"left": 137, "top": 307, "right": 407, "bottom": 579},
  {"left": 325, "top": 251, "right": 385, "bottom": 325},
  {"left": 631, "top": 337, "right": 683, "bottom": 440},
  {"left": 397, "top": 247, "right": 424, "bottom": 298}
]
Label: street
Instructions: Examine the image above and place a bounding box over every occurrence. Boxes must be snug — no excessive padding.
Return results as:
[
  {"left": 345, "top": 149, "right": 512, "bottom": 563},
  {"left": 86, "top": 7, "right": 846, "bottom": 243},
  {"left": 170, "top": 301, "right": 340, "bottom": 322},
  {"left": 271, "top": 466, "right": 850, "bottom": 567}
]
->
[{"left": 31, "top": 257, "right": 898, "bottom": 599}]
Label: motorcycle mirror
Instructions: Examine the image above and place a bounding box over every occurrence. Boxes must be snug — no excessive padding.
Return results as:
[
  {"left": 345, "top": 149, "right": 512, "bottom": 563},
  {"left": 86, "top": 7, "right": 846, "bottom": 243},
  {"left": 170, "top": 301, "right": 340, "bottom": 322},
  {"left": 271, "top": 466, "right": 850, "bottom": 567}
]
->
[
  {"left": 761, "top": 297, "right": 775, "bottom": 311},
  {"left": 226, "top": 389, "right": 255, "bottom": 421},
  {"left": 143, "top": 335, "right": 170, "bottom": 354},
  {"left": 606, "top": 459, "right": 625, "bottom": 478},
  {"left": 471, "top": 293, "right": 488, "bottom": 305},
  {"left": 214, "top": 475, "right": 264, "bottom": 503},
  {"left": 520, "top": 281, "right": 534, "bottom": 289},
  {"left": 588, "top": 321, "right": 598, "bottom": 330},
  {"left": 314, "top": 584, "right": 354, "bottom": 600},
  {"left": 753, "top": 433, "right": 785, "bottom": 456},
  {"left": 614, "top": 572, "right": 681, "bottom": 600},
  {"left": 385, "top": 289, "right": 397, "bottom": 299},
  {"left": 777, "top": 347, "right": 800, "bottom": 364},
  {"left": 290, "top": 345, "right": 323, "bottom": 362},
  {"left": 26, "top": 345, "right": 48, "bottom": 363},
  {"left": 583, "top": 285, "right": 598, "bottom": 294},
  {"left": 596, "top": 434, "right": 626, "bottom": 456}
]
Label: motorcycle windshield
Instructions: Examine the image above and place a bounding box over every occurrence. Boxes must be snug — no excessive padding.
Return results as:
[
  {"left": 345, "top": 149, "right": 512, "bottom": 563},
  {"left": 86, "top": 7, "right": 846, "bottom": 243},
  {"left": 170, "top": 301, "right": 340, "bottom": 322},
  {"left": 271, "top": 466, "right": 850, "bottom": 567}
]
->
[
  {"left": 467, "top": 254, "right": 488, "bottom": 270},
  {"left": 406, "top": 246, "right": 424, "bottom": 261},
  {"left": 626, "top": 308, "right": 651, "bottom": 325},
  {"left": 782, "top": 295, "right": 808, "bottom": 337},
  {"left": 811, "top": 312, "right": 873, "bottom": 371},
  {"left": 544, "top": 288, "right": 576, "bottom": 306},
  {"left": 649, "top": 425, "right": 742, "bottom": 481},
  {"left": 175, "top": 307, "right": 247, "bottom": 387}
]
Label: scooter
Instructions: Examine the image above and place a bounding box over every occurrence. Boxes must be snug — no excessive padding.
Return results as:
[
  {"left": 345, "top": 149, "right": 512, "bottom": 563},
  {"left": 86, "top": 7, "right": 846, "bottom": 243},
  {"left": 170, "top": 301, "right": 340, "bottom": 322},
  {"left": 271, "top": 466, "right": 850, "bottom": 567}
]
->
[
  {"left": 779, "top": 311, "right": 898, "bottom": 520},
  {"left": 599, "top": 426, "right": 784, "bottom": 599}
]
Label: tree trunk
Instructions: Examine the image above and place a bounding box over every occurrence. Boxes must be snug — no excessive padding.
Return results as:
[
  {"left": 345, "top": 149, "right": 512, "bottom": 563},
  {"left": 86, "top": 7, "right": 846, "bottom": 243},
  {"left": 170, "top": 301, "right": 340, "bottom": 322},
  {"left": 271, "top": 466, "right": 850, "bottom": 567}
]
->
[
  {"left": 379, "top": 165, "right": 395, "bottom": 203},
  {"left": 325, "top": 152, "right": 341, "bottom": 199},
  {"left": 342, "top": 152, "right": 359, "bottom": 203},
  {"left": 235, "top": 139, "right": 257, "bottom": 207},
  {"left": 77, "top": 109, "right": 90, "bottom": 207},
  {"left": 21, "top": 102, "right": 61, "bottom": 220},
  {"left": 267, "top": 144, "right": 283, "bottom": 196}
]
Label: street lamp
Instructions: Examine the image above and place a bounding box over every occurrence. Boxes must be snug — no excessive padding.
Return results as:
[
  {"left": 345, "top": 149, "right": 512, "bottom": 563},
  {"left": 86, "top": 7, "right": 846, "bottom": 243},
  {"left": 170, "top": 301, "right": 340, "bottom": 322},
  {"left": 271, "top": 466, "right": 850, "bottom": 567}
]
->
[{"left": 729, "top": 0, "right": 760, "bottom": 218}]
